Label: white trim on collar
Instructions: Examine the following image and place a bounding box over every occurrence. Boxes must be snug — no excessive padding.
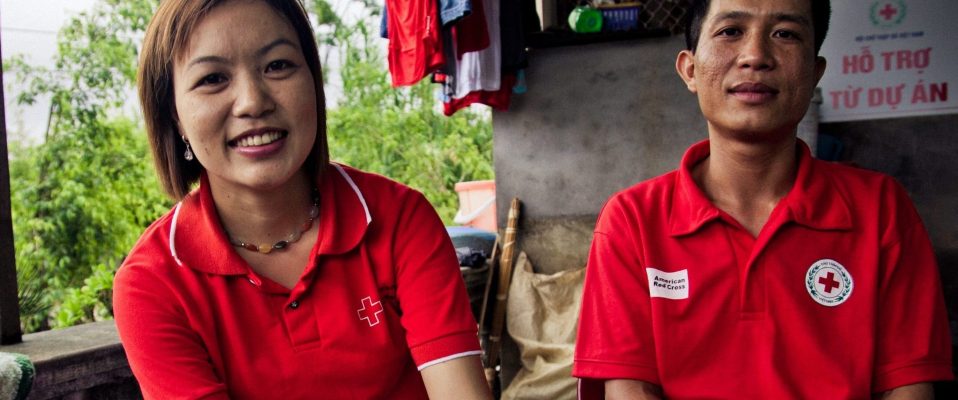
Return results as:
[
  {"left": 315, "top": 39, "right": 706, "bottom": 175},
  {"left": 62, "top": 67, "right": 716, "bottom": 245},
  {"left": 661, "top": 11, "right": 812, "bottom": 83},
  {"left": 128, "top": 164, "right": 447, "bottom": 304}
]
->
[
  {"left": 169, "top": 202, "right": 185, "bottom": 267},
  {"left": 168, "top": 165, "right": 372, "bottom": 265},
  {"left": 333, "top": 163, "right": 372, "bottom": 225}
]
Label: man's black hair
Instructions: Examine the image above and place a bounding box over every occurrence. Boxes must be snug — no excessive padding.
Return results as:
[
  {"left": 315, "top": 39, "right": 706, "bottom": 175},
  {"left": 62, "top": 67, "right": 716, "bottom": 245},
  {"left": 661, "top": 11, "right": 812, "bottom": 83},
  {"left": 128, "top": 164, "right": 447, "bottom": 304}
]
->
[{"left": 684, "top": 0, "right": 831, "bottom": 55}]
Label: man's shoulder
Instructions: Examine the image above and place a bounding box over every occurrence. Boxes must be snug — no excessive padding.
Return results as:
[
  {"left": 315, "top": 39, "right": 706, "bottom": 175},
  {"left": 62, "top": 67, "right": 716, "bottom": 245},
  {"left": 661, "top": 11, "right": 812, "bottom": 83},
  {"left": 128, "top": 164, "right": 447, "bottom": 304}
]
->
[
  {"left": 815, "top": 158, "right": 893, "bottom": 185},
  {"left": 814, "top": 159, "right": 906, "bottom": 200},
  {"left": 607, "top": 170, "right": 681, "bottom": 209},
  {"left": 596, "top": 170, "right": 680, "bottom": 233}
]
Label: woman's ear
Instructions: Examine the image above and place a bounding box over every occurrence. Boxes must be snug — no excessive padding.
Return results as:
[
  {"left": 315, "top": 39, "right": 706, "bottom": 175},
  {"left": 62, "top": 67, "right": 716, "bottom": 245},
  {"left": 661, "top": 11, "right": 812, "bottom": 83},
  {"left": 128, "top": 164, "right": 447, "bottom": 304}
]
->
[{"left": 676, "top": 49, "right": 698, "bottom": 94}]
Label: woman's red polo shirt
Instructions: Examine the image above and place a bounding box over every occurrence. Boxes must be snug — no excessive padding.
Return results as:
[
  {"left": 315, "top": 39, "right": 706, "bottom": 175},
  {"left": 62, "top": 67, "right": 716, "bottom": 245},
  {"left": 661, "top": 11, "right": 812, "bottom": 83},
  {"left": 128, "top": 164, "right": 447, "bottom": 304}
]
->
[{"left": 114, "top": 164, "right": 481, "bottom": 399}]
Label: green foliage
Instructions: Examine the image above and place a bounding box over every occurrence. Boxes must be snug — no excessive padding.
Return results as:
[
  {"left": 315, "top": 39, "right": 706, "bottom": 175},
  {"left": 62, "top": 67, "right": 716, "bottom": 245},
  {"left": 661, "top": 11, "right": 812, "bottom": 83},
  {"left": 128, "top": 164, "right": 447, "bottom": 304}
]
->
[
  {"left": 319, "top": 3, "right": 494, "bottom": 222},
  {"left": 6, "top": 0, "right": 493, "bottom": 332},
  {"left": 55, "top": 263, "right": 117, "bottom": 327},
  {"left": 6, "top": 0, "right": 168, "bottom": 332}
]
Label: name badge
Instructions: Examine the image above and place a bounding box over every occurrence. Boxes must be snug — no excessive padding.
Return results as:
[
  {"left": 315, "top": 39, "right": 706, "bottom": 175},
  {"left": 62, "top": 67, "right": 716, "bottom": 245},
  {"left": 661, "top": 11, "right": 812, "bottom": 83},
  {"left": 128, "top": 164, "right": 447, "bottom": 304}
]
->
[{"left": 646, "top": 268, "right": 689, "bottom": 300}]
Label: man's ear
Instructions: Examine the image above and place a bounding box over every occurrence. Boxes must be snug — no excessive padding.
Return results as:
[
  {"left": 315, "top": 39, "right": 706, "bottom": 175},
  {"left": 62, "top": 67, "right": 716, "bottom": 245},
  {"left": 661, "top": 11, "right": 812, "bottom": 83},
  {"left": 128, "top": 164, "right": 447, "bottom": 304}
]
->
[
  {"left": 813, "top": 56, "right": 827, "bottom": 86},
  {"left": 676, "top": 50, "right": 697, "bottom": 93}
]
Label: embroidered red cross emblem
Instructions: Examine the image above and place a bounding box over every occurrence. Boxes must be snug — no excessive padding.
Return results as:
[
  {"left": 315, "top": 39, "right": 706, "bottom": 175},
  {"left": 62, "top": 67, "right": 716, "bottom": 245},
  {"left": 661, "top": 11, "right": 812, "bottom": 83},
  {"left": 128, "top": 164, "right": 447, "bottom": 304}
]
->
[
  {"left": 818, "top": 272, "right": 841, "bottom": 294},
  {"left": 879, "top": 3, "right": 899, "bottom": 21},
  {"left": 357, "top": 296, "right": 384, "bottom": 327}
]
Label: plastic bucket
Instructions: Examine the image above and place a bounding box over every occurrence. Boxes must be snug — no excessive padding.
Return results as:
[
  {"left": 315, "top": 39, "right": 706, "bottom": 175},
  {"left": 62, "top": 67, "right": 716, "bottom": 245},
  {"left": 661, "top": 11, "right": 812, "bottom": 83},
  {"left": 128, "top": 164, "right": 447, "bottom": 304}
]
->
[{"left": 453, "top": 180, "right": 497, "bottom": 232}]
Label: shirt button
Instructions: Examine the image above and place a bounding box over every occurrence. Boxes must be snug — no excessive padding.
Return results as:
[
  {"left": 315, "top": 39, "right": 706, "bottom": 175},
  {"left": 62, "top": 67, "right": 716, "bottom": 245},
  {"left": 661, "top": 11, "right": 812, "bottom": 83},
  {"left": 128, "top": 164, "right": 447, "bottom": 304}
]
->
[{"left": 289, "top": 301, "right": 300, "bottom": 309}]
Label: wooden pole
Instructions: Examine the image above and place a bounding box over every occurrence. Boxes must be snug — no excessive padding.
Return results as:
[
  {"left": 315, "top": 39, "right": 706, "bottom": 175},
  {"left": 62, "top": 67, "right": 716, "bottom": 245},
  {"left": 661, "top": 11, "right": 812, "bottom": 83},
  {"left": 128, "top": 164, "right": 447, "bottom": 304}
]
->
[
  {"left": 484, "top": 198, "right": 521, "bottom": 387},
  {"left": 477, "top": 236, "right": 499, "bottom": 336},
  {"left": 0, "top": 28, "right": 23, "bottom": 344}
]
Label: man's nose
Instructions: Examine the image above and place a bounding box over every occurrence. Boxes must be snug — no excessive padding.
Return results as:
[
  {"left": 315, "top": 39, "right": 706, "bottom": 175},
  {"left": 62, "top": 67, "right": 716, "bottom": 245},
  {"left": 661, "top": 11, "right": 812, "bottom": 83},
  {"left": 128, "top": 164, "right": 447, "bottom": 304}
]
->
[{"left": 737, "top": 33, "right": 775, "bottom": 71}]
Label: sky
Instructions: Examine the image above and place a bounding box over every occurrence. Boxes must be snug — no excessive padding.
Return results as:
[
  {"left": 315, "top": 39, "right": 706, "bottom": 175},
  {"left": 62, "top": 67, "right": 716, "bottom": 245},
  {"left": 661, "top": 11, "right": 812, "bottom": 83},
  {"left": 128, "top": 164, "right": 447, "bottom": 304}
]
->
[
  {"left": 2, "top": 0, "right": 98, "bottom": 142},
  {"left": 1, "top": 0, "right": 376, "bottom": 144}
]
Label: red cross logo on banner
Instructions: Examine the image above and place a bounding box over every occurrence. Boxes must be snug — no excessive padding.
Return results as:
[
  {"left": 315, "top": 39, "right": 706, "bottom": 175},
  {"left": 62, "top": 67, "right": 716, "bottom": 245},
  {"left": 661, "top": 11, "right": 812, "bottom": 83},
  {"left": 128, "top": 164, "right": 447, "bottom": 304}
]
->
[
  {"left": 879, "top": 3, "right": 899, "bottom": 21},
  {"left": 357, "top": 296, "right": 384, "bottom": 327}
]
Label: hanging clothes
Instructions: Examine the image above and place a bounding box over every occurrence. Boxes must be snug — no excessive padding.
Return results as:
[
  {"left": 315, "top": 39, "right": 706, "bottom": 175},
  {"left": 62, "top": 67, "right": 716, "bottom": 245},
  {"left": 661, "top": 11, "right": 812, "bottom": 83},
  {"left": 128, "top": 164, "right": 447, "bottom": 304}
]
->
[
  {"left": 382, "top": 0, "right": 474, "bottom": 38},
  {"left": 385, "top": 0, "right": 445, "bottom": 87},
  {"left": 450, "top": 0, "right": 490, "bottom": 59},
  {"left": 500, "top": 0, "right": 530, "bottom": 74},
  {"left": 440, "top": 0, "right": 473, "bottom": 26},
  {"left": 443, "top": 73, "right": 516, "bottom": 116},
  {"left": 450, "top": 0, "right": 501, "bottom": 99}
]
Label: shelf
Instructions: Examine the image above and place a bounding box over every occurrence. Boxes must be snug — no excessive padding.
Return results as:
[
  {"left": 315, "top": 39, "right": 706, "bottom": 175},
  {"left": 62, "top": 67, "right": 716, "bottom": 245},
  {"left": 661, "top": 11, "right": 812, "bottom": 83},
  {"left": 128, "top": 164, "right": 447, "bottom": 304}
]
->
[{"left": 526, "top": 28, "right": 672, "bottom": 49}]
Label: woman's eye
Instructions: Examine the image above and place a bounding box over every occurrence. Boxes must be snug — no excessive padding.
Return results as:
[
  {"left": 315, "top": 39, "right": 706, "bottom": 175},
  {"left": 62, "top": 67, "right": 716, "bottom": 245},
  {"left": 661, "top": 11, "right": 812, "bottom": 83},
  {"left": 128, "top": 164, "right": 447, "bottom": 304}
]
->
[
  {"left": 196, "top": 73, "right": 226, "bottom": 87},
  {"left": 266, "top": 60, "right": 294, "bottom": 72}
]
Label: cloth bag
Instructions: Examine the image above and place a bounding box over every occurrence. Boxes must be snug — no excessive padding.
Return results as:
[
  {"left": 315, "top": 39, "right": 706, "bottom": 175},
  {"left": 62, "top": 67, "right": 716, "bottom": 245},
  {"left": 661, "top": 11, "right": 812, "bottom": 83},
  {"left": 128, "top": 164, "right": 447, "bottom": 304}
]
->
[
  {"left": 0, "top": 352, "right": 34, "bottom": 400},
  {"left": 501, "top": 252, "right": 585, "bottom": 400}
]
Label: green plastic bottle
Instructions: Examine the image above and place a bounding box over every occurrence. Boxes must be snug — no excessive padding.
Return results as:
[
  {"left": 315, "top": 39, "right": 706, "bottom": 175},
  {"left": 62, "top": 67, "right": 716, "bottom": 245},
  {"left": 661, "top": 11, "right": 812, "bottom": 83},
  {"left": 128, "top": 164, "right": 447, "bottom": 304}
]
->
[{"left": 568, "top": 6, "right": 602, "bottom": 33}]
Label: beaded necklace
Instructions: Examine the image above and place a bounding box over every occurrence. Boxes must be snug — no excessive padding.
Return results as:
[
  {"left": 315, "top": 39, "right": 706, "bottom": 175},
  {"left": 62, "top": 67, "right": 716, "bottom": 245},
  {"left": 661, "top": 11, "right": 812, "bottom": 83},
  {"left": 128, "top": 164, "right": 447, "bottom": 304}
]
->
[{"left": 228, "top": 189, "right": 320, "bottom": 254}]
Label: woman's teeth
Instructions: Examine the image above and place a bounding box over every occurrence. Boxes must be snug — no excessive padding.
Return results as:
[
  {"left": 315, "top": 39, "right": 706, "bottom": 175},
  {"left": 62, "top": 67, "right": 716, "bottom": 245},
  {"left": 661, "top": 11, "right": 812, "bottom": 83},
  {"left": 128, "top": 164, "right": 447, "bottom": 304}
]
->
[{"left": 236, "top": 131, "right": 283, "bottom": 147}]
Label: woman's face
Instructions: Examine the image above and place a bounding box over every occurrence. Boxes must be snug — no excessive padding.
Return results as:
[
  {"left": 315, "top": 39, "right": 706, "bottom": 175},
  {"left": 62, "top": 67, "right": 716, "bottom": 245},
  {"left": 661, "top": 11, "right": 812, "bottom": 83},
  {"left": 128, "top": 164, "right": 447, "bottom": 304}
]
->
[{"left": 172, "top": 0, "right": 317, "bottom": 194}]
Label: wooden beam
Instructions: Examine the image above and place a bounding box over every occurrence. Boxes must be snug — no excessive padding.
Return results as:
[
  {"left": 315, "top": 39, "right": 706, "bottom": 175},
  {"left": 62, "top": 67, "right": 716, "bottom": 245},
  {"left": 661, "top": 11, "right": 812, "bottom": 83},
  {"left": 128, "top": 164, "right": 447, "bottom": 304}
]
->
[{"left": 0, "top": 25, "right": 24, "bottom": 345}]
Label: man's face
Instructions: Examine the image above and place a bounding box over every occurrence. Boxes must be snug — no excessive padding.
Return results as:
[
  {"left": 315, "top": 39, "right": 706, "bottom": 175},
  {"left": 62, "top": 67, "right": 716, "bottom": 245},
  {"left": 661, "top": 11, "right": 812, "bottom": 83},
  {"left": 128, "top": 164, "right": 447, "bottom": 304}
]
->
[{"left": 676, "top": 0, "right": 826, "bottom": 142}]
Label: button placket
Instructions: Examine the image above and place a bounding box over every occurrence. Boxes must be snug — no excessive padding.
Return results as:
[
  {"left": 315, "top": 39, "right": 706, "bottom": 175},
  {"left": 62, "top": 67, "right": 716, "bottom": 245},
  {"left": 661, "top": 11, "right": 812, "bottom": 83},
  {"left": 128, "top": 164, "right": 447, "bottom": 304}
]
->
[{"left": 283, "top": 296, "right": 321, "bottom": 347}]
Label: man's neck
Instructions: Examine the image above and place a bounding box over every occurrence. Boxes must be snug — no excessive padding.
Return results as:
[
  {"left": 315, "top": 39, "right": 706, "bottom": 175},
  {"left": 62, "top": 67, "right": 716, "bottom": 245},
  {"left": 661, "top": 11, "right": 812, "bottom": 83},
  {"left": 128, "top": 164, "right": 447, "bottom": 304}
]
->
[{"left": 692, "top": 136, "right": 799, "bottom": 237}]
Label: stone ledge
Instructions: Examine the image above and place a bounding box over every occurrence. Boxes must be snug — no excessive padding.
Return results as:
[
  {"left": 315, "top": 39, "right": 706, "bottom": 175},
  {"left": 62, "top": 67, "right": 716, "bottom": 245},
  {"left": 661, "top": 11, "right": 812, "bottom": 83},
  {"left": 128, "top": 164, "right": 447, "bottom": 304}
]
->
[{"left": 0, "top": 320, "right": 138, "bottom": 399}]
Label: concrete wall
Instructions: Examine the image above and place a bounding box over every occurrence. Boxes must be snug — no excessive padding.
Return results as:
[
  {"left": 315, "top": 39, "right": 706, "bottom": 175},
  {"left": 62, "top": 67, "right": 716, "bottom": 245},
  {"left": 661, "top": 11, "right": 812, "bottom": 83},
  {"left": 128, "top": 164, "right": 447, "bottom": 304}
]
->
[
  {"left": 1, "top": 321, "right": 141, "bottom": 400},
  {"left": 493, "top": 36, "right": 705, "bottom": 275},
  {"left": 822, "top": 115, "right": 958, "bottom": 329},
  {"left": 492, "top": 36, "right": 704, "bottom": 389}
]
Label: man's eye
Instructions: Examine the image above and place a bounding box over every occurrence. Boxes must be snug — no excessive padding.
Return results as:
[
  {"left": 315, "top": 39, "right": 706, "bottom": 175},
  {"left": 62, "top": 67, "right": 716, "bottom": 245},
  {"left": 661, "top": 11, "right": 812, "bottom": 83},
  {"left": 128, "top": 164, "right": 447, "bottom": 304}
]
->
[
  {"left": 718, "top": 27, "right": 742, "bottom": 37},
  {"left": 266, "top": 60, "right": 294, "bottom": 72},
  {"left": 773, "top": 30, "right": 799, "bottom": 40}
]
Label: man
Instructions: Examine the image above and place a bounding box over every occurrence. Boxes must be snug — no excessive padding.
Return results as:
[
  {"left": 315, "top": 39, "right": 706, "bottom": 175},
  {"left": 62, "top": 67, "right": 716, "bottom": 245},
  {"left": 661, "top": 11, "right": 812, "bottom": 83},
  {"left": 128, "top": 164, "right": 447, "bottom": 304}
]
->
[{"left": 572, "top": 0, "right": 953, "bottom": 398}]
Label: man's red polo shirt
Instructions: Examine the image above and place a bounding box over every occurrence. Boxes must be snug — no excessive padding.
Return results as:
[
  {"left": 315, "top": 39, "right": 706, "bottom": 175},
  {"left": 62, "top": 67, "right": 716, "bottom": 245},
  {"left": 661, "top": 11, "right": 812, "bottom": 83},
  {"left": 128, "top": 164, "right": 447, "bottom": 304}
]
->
[
  {"left": 573, "top": 140, "right": 952, "bottom": 399},
  {"left": 114, "top": 164, "right": 481, "bottom": 399}
]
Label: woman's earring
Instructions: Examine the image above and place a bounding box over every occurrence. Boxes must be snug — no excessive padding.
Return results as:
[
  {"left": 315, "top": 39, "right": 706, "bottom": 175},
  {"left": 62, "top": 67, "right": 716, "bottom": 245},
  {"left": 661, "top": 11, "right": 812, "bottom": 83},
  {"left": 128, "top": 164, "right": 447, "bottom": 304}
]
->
[{"left": 182, "top": 136, "right": 194, "bottom": 161}]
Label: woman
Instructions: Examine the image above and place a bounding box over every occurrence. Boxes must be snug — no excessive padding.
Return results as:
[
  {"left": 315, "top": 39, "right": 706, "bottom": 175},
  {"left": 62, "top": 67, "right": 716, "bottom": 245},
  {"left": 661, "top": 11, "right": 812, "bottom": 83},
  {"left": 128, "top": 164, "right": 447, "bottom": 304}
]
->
[{"left": 113, "top": 0, "right": 492, "bottom": 398}]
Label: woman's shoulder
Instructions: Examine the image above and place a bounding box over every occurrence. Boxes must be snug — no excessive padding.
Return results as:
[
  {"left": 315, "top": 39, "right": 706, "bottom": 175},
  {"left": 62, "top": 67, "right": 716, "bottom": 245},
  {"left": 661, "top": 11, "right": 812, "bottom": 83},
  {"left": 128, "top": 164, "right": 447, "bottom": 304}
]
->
[
  {"left": 118, "top": 205, "right": 182, "bottom": 277},
  {"left": 328, "top": 163, "right": 425, "bottom": 203}
]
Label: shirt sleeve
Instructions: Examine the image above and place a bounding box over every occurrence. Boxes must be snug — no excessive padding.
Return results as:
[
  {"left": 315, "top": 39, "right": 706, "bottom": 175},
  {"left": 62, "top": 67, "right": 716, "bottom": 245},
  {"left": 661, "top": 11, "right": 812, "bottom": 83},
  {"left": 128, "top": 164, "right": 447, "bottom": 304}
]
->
[
  {"left": 113, "top": 264, "right": 230, "bottom": 400},
  {"left": 573, "top": 195, "right": 660, "bottom": 395},
  {"left": 872, "top": 180, "right": 954, "bottom": 392},
  {"left": 391, "top": 191, "right": 482, "bottom": 369}
]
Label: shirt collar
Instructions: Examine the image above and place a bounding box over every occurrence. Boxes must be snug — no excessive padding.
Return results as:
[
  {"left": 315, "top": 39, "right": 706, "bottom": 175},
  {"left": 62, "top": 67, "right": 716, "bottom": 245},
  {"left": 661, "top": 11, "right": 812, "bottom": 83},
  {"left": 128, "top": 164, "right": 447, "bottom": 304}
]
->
[
  {"left": 669, "top": 139, "right": 853, "bottom": 236},
  {"left": 669, "top": 139, "right": 722, "bottom": 236},
  {"left": 780, "top": 141, "right": 853, "bottom": 231},
  {"left": 170, "top": 163, "right": 372, "bottom": 275}
]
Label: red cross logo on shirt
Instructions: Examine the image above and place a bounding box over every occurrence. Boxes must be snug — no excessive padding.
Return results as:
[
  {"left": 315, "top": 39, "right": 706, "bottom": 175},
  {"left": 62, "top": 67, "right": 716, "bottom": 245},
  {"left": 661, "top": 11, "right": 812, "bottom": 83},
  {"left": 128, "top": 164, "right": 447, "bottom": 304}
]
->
[
  {"left": 818, "top": 272, "right": 841, "bottom": 293},
  {"left": 806, "top": 259, "right": 854, "bottom": 307},
  {"left": 879, "top": 3, "right": 899, "bottom": 21},
  {"left": 357, "top": 296, "right": 384, "bottom": 327}
]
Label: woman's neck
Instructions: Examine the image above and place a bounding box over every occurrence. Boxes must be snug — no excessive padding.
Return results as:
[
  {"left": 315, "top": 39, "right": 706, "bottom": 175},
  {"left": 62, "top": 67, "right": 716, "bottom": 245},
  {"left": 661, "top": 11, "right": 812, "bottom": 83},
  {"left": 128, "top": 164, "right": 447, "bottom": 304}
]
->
[{"left": 208, "top": 170, "right": 317, "bottom": 247}]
